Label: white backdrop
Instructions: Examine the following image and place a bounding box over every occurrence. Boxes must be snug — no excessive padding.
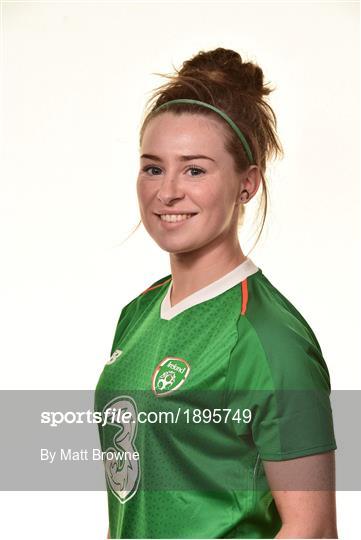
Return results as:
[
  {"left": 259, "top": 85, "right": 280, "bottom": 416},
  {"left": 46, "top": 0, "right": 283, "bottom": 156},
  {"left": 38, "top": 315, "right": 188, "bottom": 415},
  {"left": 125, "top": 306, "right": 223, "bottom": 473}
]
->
[{"left": 1, "top": 0, "right": 359, "bottom": 538}]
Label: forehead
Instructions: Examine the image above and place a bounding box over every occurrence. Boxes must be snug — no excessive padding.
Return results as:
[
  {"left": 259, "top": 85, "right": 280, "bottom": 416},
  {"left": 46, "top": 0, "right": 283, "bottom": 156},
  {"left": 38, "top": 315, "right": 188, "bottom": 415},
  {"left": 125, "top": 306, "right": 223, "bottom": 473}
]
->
[{"left": 141, "top": 112, "right": 226, "bottom": 151}]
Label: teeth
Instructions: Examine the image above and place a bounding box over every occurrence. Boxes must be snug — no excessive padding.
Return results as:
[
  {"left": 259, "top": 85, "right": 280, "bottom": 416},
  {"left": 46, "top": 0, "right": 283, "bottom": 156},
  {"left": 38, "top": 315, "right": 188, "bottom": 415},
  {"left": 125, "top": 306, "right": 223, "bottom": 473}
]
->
[{"left": 160, "top": 214, "right": 194, "bottom": 223}]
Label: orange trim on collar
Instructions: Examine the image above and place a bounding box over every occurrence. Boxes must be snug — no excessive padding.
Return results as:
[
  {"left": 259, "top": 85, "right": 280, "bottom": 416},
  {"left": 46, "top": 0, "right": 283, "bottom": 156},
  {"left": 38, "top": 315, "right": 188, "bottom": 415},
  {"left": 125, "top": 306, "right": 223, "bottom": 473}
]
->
[
  {"left": 141, "top": 277, "right": 172, "bottom": 295},
  {"left": 241, "top": 279, "right": 249, "bottom": 315}
]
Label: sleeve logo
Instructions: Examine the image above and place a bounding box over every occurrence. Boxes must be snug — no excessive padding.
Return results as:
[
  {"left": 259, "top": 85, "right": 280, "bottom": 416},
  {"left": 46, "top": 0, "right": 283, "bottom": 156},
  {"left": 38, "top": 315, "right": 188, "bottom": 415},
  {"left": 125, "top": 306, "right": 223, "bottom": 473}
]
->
[
  {"left": 151, "top": 356, "right": 191, "bottom": 397},
  {"left": 105, "top": 349, "right": 123, "bottom": 366}
]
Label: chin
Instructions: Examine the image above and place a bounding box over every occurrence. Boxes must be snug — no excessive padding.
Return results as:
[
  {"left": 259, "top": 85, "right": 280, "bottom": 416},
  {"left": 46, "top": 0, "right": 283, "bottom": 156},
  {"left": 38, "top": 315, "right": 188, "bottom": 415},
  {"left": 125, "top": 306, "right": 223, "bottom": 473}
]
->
[{"left": 155, "top": 238, "right": 201, "bottom": 255}]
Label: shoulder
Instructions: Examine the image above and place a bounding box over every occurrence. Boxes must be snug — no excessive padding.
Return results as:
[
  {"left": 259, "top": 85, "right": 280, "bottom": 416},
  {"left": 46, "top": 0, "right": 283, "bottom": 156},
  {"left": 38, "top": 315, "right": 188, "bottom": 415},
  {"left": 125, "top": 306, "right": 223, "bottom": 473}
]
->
[
  {"left": 139, "top": 274, "right": 172, "bottom": 296},
  {"left": 238, "top": 268, "right": 331, "bottom": 390},
  {"left": 122, "top": 273, "right": 172, "bottom": 315},
  {"left": 110, "top": 273, "right": 171, "bottom": 351},
  {"left": 245, "top": 269, "right": 321, "bottom": 347}
]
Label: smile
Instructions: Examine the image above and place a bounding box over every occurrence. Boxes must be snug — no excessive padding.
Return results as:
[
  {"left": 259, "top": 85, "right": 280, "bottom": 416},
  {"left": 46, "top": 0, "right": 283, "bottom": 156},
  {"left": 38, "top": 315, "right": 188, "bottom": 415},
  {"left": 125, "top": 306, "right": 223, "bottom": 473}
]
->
[
  {"left": 159, "top": 213, "right": 195, "bottom": 223},
  {"left": 156, "top": 213, "right": 198, "bottom": 226}
]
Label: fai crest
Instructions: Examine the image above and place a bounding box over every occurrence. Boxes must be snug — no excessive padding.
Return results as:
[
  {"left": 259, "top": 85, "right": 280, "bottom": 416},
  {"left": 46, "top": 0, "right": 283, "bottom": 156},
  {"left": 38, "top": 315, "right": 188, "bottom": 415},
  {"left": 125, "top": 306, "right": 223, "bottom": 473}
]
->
[{"left": 151, "top": 356, "right": 190, "bottom": 397}]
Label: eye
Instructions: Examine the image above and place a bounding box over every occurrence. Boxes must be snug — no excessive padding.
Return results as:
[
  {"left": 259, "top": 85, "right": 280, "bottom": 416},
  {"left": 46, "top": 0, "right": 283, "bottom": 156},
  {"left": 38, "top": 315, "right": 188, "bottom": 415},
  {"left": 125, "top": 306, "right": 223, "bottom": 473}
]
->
[
  {"left": 142, "top": 165, "right": 162, "bottom": 176},
  {"left": 187, "top": 166, "right": 205, "bottom": 177}
]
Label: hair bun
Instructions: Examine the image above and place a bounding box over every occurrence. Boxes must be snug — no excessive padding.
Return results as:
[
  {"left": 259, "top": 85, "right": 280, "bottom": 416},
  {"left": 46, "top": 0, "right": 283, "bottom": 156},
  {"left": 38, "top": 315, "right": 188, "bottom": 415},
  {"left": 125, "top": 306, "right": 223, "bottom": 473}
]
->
[{"left": 178, "top": 47, "right": 267, "bottom": 96}]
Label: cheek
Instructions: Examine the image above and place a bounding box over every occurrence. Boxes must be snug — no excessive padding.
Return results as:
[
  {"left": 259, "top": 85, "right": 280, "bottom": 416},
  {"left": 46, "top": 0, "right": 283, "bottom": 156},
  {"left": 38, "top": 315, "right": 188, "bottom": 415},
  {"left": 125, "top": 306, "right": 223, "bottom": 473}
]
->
[
  {"left": 136, "top": 179, "right": 154, "bottom": 207},
  {"left": 201, "top": 186, "right": 232, "bottom": 220}
]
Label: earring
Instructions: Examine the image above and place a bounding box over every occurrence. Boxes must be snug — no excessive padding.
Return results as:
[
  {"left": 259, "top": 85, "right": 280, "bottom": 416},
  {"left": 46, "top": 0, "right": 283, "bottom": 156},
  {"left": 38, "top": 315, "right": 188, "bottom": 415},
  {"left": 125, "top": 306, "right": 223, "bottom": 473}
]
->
[{"left": 240, "top": 189, "right": 249, "bottom": 203}]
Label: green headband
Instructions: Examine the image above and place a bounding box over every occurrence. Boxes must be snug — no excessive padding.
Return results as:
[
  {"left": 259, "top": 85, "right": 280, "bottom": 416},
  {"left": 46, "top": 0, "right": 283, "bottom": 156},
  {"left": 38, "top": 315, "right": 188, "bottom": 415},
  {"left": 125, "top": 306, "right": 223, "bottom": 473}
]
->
[{"left": 153, "top": 98, "right": 254, "bottom": 165}]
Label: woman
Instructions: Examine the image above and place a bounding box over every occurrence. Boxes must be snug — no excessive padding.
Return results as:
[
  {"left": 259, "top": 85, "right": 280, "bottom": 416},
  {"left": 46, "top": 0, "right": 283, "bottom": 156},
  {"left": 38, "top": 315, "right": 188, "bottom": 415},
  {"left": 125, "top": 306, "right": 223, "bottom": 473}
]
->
[{"left": 95, "top": 47, "right": 338, "bottom": 539}]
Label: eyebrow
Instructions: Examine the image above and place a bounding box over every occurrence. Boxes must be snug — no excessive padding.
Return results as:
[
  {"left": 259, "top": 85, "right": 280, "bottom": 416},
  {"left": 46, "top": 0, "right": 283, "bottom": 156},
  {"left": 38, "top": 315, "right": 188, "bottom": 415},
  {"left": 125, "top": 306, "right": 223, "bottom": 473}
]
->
[{"left": 140, "top": 153, "right": 216, "bottom": 162}]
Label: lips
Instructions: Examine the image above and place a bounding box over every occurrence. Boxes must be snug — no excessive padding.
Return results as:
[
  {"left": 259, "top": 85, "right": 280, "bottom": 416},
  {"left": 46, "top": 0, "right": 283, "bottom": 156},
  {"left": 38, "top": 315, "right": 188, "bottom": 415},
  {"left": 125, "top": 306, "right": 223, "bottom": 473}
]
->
[{"left": 154, "top": 212, "right": 198, "bottom": 216}]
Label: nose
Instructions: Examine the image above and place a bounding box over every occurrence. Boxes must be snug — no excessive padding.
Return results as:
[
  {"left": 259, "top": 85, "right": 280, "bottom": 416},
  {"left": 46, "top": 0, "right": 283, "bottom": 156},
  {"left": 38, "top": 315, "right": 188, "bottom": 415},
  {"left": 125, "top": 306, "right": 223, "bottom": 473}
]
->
[{"left": 157, "top": 171, "right": 185, "bottom": 204}]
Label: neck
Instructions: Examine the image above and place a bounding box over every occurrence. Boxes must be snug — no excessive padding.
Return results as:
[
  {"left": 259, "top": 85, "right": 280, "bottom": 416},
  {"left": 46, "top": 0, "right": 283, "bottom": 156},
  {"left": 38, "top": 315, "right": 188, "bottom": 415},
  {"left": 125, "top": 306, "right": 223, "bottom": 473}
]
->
[{"left": 168, "top": 240, "right": 247, "bottom": 307}]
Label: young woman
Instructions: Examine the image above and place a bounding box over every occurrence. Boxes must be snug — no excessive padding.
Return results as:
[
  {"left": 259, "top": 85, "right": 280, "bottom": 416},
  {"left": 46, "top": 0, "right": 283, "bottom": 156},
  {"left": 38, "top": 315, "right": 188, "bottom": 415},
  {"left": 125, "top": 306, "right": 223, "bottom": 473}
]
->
[{"left": 95, "top": 47, "right": 338, "bottom": 539}]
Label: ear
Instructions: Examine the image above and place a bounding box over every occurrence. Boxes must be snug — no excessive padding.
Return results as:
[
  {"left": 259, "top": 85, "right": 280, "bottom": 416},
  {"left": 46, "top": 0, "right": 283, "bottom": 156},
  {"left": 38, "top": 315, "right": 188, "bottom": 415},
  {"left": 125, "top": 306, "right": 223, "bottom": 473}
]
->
[{"left": 236, "top": 165, "right": 262, "bottom": 204}]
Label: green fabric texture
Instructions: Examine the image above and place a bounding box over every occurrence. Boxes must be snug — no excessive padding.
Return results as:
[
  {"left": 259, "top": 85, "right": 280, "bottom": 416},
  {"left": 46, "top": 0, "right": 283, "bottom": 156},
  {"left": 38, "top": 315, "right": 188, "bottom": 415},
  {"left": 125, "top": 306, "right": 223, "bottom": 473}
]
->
[{"left": 94, "top": 267, "right": 336, "bottom": 538}]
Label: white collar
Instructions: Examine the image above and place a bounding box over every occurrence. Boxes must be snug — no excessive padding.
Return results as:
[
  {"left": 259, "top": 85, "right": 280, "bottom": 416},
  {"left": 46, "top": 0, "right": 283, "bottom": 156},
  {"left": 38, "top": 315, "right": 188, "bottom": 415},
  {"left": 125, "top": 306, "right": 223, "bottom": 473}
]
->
[{"left": 160, "top": 257, "right": 259, "bottom": 321}]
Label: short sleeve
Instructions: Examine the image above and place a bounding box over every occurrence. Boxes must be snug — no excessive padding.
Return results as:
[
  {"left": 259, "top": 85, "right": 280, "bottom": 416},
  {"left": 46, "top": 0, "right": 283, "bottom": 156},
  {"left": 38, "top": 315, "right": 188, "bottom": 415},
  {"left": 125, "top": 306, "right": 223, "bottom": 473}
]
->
[{"left": 224, "top": 316, "right": 337, "bottom": 460}]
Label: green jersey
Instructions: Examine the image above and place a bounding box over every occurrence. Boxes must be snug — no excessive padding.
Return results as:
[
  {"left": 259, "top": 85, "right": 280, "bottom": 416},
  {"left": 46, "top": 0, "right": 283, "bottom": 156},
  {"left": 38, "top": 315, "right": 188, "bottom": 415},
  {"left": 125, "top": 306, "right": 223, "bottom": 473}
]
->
[{"left": 95, "top": 257, "right": 337, "bottom": 538}]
